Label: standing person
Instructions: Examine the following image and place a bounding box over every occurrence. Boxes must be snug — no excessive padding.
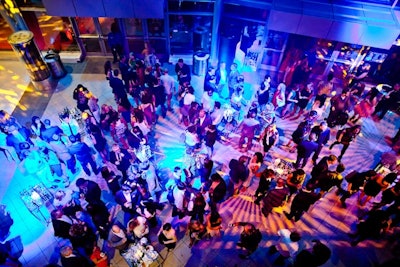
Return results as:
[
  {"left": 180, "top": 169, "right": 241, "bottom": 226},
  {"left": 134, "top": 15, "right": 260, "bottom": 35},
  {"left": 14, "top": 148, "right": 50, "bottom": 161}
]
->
[
  {"left": 254, "top": 169, "right": 275, "bottom": 205},
  {"left": 229, "top": 156, "right": 250, "bottom": 195},
  {"left": 291, "top": 82, "right": 314, "bottom": 120},
  {"left": 284, "top": 183, "right": 320, "bottom": 221},
  {"left": 204, "top": 125, "right": 217, "bottom": 158},
  {"left": 286, "top": 169, "right": 306, "bottom": 198},
  {"left": 311, "top": 121, "right": 331, "bottom": 164},
  {"left": 215, "top": 62, "right": 228, "bottom": 97},
  {"left": 87, "top": 93, "right": 101, "bottom": 124},
  {"left": 242, "top": 152, "right": 267, "bottom": 191},
  {"left": 104, "top": 60, "right": 112, "bottom": 80},
  {"left": 309, "top": 155, "right": 337, "bottom": 187},
  {"left": 205, "top": 208, "right": 223, "bottom": 239},
  {"left": 314, "top": 163, "right": 345, "bottom": 196},
  {"left": 140, "top": 160, "right": 161, "bottom": 201},
  {"left": 358, "top": 172, "right": 395, "bottom": 206},
  {"left": 188, "top": 192, "right": 207, "bottom": 223},
  {"left": 60, "top": 245, "right": 94, "bottom": 267},
  {"left": 175, "top": 58, "right": 191, "bottom": 85},
  {"left": 152, "top": 78, "right": 167, "bottom": 119},
  {"left": 315, "top": 72, "right": 334, "bottom": 109},
  {"left": 260, "top": 123, "right": 279, "bottom": 155},
  {"left": 329, "top": 125, "right": 361, "bottom": 162},
  {"left": 76, "top": 177, "right": 102, "bottom": 204},
  {"left": 281, "top": 85, "right": 299, "bottom": 119},
  {"left": 109, "top": 69, "right": 128, "bottom": 104},
  {"left": 60, "top": 111, "right": 80, "bottom": 141},
  {"left": 207, "top": 173, "right": 227, "bottom": 210},
  {"left": 326, "top": 89, "right": 351, "bottom": 128},
  {"left": 348, "top": 63, "right": 370, "bottom": 88},
  {"left": 195, "top": 109, "right": 212, "bottom": 140},
  {"left": 158, "top": 223, "right": 177, "bottom": 251},
  {"left": 68, "top": 135, "right": 99, "bottom": 176},
  {"left": 337, "top": 170, "right": 376, "bottom": 208},
  {"left": 86, "top": 121, "right": 108, "bottom": 163},
  {"left": 372, "top": 83, "right": 400, "bottom": 121},
  {"left": 108, "top": 22, "right": 124, "bottom": 63},
  {"left": 238, "top": 112, "right": 260, "bottom": 153},
  {"left": 72, "top": 84, "right": 90, "bottom": 113},
  {"left": 268, "top": 229, "right": 304, "bottom": 265},
  {"left": 294, "top": 132, "right": 318, "bottom": 169},
  {"left": 107, "top": 225, "right": 130, "bottom": 262},
  {"left": 179, "top": 84, "right": 195, "bottom": 126},
  {"left": 109, "top": 143, "right": 132, "bottom": 180},
  {"left": 230, "top": 222, "right": 262, "bottom": 259},
  {"left": 227, "top": 63, "right": 240, "bottom": 99},
  {"left": 257, "top": 75, "right": 272, "bottom": 109},
  {"left": 172, "top": 182, "right": 187, "bottom": 219},
  {"left": 119, "top": 55, "right": 131, "bottom": 92},
  {"left": 261, "top": 178, "right": 290, "bottom": 217},
  {"left": 201, "top": 89, "right": 217, "bottom": 113},
  {"left": 160, "top": 69, "right": 176, "bottom": 111},
  {"left": 204, "top": 67, "right": 218, "bottom": 93},
  {"left": 272, "top": 82, "right": 286, "bottom": 117}
]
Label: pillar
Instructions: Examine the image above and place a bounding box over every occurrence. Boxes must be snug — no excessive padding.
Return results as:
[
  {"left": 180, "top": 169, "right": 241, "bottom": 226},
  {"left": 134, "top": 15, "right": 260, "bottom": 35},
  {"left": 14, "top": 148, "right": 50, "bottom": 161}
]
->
[
  {"left": 0, "top": 0, "right": 28, "bottom": 31},
  {"left": 210, "top": 0, "right": 223, "bottom": 65},
  {"left": 8, "top": 30, "right": 52, "bottom": 90}
]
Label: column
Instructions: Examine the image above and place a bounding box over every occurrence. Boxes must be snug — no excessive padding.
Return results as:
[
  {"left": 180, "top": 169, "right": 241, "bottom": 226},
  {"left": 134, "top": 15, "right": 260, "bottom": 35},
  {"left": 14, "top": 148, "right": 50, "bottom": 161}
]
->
[
  {"left": 8, "top": 31, "right": 52, "bottom": 90},
  {"left": 210, "top": 0, "right": 223, "bottom": 65},
  {"left": 0, "top": 0, "right": 28, "bottom": 31}
]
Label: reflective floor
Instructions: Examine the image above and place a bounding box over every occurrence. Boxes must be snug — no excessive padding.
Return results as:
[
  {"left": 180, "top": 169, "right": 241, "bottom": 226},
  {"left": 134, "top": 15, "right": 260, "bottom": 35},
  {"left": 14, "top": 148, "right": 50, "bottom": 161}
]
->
[{"left": 0, "top": 55, "right": 399, "bottom": 266}]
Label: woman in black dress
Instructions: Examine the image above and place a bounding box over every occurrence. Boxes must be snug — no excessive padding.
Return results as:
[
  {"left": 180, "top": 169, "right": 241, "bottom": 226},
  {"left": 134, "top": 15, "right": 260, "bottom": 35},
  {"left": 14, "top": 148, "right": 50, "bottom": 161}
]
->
[{"left": 359, "top": 172, "right": 396, "bottom": 206}]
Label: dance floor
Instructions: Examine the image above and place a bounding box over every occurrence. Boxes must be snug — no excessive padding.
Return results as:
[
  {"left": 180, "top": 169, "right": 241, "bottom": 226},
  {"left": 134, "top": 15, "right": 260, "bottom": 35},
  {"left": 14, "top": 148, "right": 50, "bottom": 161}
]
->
[{"left": 0, "top": 55, "right": 399, "bottom": 266}]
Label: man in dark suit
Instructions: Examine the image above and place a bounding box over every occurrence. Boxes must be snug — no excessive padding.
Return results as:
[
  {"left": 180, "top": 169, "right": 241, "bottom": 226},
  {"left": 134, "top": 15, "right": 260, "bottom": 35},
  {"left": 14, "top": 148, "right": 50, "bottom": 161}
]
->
[
  {"left": 295, "top": 132, "right": 318, "bottom": 169},
  {"left": 109, "top": 69, "right": 128, "bottom": 103},
  {"left": 196, "top": 109, "right": 212, "bottom": 140},
  {"left": 309, "top": 154, "right": 338, "bottom": 188},
  {"left": 284, "top": 183, "right": 320, "bottom": 221},
  {"left": 76, "top": 178, "right": 102, "bottom": 204},
  {"left": 175, "top": 58, "right": 191, "bottom": 85},
  {"left": 109, "top": 143, "right": 132, "bottom": 180},
  {"left": 311, "top": 121, "right": 331, "bottom": 164},
  {"left": 152, "top": 78, "right": 167, "bottom": 119},
  {"left": 115, "top": 184, "right": 141, "bottom": 224}
]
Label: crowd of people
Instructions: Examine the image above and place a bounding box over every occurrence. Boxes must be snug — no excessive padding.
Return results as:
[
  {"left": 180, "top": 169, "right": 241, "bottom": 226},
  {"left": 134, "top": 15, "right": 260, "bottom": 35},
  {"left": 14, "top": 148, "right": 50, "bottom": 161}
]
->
[{"left": 0, "top": 47, "right": 399, "bottom": 267}]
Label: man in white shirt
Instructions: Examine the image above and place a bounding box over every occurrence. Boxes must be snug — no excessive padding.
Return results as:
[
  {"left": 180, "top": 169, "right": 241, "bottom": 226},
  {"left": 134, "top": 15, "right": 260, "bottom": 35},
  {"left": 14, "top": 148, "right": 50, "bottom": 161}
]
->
[
  {"left": 201, "top": 89, "right": 217, "bottom": 113},
  {"left": 216, "top": 62, "right": 227, "bottom": 97},
  {"left": 160, "top": 69, "right": 176, "bottom": 111},
  {"left": 210, "top": 102, "right": 224, "bottom": 126}
]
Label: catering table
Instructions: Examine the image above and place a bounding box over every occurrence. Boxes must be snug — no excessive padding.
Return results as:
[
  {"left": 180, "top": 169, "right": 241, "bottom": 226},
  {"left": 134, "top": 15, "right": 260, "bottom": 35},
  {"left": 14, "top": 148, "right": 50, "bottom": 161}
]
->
[
  {"left": 19, "top": 183, "right": 54, "bottom": 225},
  {"left": 121, "top": 237, "right": 160, "bottom": 267}
]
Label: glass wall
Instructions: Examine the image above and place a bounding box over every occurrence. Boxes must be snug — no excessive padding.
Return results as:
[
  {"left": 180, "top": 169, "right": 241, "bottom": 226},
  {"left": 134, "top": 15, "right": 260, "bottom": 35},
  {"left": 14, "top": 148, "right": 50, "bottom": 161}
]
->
[
  {"left": 0, "top": 16, "right": 13, "bottom": 50},
  {"left": 125, "top": 18, "right": 144, "bottom": 37},
  {"left": 169, "top": 15, "right": 213, "bottom": 55},
  {"left": 76, "top": 17, "right": 101, "bottom": 53},
  {"left": 36, "top": 12, "right": 78, "bottom": 52}
]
